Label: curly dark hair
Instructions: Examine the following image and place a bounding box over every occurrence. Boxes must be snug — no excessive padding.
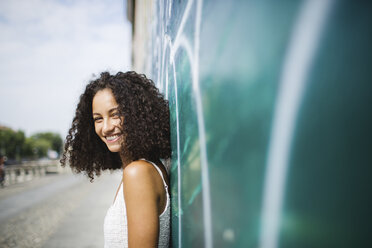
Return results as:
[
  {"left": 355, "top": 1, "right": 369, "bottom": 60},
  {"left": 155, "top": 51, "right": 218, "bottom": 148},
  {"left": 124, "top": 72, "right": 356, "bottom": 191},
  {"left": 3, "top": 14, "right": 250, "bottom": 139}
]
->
[{"left": 60, "top": 71, "right": 171, "bottom": 181}]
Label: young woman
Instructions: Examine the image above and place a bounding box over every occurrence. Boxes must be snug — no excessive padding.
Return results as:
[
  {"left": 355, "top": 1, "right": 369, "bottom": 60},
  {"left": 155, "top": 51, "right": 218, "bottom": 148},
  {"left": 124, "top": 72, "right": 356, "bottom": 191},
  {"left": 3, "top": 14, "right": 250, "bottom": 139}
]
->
[{"left": 61, "top": 71, "right": 171, "bottom": 247}]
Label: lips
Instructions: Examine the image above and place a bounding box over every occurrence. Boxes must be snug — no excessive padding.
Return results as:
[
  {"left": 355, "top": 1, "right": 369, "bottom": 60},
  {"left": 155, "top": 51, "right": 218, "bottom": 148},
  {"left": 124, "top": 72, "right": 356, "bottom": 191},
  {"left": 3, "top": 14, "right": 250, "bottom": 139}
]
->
[{"left": 105, "top": 134, "right": 121, "bottom": 143}]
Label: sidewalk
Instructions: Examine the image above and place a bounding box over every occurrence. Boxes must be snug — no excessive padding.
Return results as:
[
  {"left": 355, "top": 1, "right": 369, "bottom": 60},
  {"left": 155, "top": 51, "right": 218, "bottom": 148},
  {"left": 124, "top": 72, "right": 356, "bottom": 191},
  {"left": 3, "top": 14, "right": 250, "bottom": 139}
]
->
[
  {"left": 0, "top": 170, "right": 122, "bottom": 248},
  {"left": 43, "top": 171, "right": 122, "bottom": 248}
]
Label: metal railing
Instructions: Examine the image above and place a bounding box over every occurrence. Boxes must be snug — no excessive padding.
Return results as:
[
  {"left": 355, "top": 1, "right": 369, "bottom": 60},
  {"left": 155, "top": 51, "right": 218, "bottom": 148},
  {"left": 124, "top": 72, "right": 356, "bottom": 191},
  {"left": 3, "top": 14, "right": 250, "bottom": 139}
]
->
[{"left": 1, "top": 160, "right": 68, "bottom": 186}]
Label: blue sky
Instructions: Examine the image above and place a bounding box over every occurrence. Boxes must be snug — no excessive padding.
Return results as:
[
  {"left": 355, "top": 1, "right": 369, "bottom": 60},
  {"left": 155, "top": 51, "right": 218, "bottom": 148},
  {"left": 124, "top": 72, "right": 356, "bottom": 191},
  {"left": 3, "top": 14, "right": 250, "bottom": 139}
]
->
[{"left": 0, "top": 0, "right": 132, "bottom": 138}]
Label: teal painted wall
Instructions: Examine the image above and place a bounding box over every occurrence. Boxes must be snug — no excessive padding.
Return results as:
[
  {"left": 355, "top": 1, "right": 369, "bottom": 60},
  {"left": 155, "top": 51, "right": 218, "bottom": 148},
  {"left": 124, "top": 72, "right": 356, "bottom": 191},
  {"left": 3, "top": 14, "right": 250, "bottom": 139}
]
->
[{"left": 138, "top": 0, "right": 372, "bottom": 247}]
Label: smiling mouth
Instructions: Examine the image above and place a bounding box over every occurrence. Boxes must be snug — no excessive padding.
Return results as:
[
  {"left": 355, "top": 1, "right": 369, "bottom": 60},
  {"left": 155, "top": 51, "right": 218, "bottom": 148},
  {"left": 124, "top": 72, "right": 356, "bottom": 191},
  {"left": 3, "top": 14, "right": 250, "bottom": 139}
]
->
[{"left": 105, "top": 134, "right": 121, "bottom": 143}]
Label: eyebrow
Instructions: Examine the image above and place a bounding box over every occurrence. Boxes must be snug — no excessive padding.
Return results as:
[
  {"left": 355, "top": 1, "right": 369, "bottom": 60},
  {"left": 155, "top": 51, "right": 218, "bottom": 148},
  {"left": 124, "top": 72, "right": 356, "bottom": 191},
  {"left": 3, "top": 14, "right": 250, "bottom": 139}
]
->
[{"left": 92, "top": 107, "right": 119, "bottom": 116}]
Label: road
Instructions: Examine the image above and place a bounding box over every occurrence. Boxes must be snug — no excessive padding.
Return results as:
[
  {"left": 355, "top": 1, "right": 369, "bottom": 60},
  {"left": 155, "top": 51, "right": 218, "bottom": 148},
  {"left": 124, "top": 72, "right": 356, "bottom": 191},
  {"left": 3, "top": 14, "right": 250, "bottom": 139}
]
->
[{"left": 0, "top": 169, "right": 122, "bottom": 248}]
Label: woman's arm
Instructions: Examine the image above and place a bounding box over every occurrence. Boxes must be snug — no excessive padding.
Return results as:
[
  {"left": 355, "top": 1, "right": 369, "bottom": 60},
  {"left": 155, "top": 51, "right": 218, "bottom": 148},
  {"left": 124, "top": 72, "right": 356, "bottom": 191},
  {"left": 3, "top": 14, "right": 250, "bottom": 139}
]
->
[{"left": 123, "top": 161, "right": 161, "bottom": 248}]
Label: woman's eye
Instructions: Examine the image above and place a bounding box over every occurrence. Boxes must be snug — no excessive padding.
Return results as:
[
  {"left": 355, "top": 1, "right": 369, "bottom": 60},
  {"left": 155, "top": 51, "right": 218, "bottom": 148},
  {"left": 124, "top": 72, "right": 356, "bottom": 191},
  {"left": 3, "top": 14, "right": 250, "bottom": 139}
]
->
[
  {"left": 112, "top": 113, "right": 120, "bottom": 118},
  {"left": 93, "top": 117, "right": 102, "bottom": 122}
]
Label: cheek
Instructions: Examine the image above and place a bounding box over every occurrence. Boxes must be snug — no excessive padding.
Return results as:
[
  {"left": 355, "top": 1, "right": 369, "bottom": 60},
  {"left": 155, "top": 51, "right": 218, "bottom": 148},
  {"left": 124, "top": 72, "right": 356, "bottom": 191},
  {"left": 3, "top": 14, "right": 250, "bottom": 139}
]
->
[
  {"left": 94, "top": 123, "right": 101, "bottom": 136},
  {"left": 113, "top": 118, "right": 123, "bottom": 128}
]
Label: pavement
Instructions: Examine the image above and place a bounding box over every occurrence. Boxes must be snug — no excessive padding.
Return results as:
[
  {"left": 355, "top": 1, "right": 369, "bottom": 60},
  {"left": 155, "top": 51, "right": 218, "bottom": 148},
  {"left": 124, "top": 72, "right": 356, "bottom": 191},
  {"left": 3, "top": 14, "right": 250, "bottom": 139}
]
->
[{"left": 0, "top": 169, "right": 122, "bottom": 248}]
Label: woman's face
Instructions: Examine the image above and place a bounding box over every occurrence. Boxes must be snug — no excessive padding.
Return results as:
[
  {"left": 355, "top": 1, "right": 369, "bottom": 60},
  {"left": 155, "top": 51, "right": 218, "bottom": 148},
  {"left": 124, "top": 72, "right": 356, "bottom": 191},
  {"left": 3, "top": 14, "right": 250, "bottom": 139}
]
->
[{"left": 92, "top": 88, "right": 124, "bottom": 153}]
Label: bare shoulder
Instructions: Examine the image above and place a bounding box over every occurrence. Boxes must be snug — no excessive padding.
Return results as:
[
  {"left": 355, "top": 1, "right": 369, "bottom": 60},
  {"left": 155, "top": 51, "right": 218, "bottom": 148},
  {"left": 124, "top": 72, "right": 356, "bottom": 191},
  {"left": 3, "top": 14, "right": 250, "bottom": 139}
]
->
[
  {"left": 122, "top": 160, "right": 162, "bottom": 203},
  {"left": 122, "top": 160, "right": 159, "bottom": 184}
]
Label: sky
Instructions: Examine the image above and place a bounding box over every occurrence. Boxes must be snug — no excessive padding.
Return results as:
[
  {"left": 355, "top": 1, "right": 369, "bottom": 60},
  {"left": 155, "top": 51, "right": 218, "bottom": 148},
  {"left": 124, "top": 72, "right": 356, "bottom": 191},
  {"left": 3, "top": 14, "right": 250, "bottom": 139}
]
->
[{"left": 0, "top": 0, "right": 132, "bottom": 138}]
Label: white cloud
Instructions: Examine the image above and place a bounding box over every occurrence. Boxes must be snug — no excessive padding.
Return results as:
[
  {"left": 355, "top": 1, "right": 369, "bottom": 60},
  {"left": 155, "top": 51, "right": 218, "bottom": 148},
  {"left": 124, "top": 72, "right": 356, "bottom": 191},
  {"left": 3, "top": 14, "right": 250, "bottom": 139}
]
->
[{"left": 0, "top": 0, "right": 132, "bottom": 137}]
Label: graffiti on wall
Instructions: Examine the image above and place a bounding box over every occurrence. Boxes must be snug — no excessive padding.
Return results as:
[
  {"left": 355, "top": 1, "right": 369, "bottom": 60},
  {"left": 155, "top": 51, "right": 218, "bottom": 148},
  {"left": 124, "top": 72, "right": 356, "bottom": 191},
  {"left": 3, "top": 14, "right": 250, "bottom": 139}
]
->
[
  {"left": 148, "top": 1, "right": 213, "bottom": 247},
  {"left": 135, "top": 0, "right": 372, "bottom": 247}
]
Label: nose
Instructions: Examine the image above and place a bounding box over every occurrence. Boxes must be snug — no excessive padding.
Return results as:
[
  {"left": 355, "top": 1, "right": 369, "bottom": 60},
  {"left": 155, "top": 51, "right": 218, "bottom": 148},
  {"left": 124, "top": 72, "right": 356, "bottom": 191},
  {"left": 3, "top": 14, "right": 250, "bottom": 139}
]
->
[{"left": 102, "top": 118, "right": 115, "bottom": 134}]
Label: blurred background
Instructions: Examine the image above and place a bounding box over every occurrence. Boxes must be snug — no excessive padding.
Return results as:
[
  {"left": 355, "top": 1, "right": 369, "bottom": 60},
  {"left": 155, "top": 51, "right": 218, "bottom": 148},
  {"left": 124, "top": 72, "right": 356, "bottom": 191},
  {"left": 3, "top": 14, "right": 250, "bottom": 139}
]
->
[
  {"left": 1, "top": 0, "right": 372, "bottom": 248},
  {"left": 0, "top": 0, "right": 131, "bottom": 247}
]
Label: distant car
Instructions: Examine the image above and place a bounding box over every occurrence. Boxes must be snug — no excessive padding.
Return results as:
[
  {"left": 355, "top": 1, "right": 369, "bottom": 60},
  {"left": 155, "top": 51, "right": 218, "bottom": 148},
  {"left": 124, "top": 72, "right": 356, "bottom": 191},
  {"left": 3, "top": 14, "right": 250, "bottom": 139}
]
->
[{"left": 4, "top": 158, "right": 19, "bottom": 166}]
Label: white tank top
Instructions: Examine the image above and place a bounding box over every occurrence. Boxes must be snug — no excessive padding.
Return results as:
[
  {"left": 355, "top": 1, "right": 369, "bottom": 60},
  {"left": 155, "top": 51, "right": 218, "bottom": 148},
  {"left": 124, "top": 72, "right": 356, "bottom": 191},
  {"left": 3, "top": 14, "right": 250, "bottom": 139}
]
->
[{"left": 103, "top": 160, "right": 170, "bottom": 247}]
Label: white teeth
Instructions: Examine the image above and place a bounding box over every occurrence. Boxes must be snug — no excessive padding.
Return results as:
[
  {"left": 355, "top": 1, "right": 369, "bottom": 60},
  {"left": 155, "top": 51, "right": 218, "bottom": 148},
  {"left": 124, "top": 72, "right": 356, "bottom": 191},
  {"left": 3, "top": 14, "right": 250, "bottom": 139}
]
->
[{"left": 106, "top": 135, "right": 120, "bottom": 141}]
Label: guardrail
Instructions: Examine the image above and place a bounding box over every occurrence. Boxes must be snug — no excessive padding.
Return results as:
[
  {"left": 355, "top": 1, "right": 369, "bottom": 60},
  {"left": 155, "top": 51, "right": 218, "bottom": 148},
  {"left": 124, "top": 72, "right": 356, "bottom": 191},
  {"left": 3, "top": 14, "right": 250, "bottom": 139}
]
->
[{"left": 2, "top": 160, "right": 69, "bottom": 187}]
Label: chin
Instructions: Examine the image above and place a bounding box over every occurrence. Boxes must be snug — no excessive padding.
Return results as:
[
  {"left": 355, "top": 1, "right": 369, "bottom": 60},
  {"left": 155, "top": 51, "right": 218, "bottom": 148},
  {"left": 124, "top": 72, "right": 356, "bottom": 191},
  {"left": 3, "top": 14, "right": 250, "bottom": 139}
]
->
[{"left": 108, "top": 147, "right": 121, "bottom": 153}]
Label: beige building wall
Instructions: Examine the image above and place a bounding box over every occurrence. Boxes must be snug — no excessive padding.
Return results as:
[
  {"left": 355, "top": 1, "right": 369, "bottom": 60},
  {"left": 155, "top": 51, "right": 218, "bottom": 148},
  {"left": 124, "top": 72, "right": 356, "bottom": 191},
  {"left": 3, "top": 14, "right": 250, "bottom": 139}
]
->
[{"left": 130, "top": 0, "right": 153, "bottom": 74}]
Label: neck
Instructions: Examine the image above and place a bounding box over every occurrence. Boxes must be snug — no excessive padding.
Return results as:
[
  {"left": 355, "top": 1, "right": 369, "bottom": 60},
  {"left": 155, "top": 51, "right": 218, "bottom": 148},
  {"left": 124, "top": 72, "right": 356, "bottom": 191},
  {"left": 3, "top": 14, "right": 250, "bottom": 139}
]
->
[{"left": 119, "top": 153, "right": 131, "bottom": 169}]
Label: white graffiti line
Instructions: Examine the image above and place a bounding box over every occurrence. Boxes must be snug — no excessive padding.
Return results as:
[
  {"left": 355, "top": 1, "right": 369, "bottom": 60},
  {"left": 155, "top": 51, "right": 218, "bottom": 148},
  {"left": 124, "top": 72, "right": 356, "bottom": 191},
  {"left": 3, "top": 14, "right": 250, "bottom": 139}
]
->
[
  {"left": 170, "top": 56, "right": 182, "bottom": 248},
  {"left": 165, "top": 64, "right": 169, "bottom": 100},
  {"left": 157, "top": 36, "right": 162, "bottom": 88},
  {"left": 193, "top": 0, "right": 212, "bottom": 247},
  {"left": 168, "top": 0, "right": 172, "bottom": 19},
  {"left": 259, "top": 1, "right": 334, "bottom": 248},
  {"left": 171, "top": 0, "right": 194, "bottom": 59},
  {"left": 173, "top": 35, "right": 194, "bottom": 248},
  {"left": 171, "top": 0, "right": 213, "bottom": 246},
  {"left": 178, "top": 32, "right": 213, "bottom": 248},
  {"left": 177, "top": 36, "right": 194, "bottom": 65},
  {"left": 161, "top": 35, "right": 172, "bottom": 99}
]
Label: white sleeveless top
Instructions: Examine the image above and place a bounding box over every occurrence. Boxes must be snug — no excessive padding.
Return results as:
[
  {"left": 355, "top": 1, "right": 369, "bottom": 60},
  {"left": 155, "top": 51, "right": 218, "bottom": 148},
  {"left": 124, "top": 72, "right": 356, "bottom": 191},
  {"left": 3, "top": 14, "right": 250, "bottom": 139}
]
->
[{"left": 103, "top": 159, "right": 170, "bottom": 247}]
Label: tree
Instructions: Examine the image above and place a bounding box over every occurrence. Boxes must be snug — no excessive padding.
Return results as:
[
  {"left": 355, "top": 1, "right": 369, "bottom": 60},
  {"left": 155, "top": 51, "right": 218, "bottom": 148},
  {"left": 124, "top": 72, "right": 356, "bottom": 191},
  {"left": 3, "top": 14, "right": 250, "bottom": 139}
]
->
[
  {"left": 31, "top": 132, "right": 63, "bottom": 155},
  {"left": 0, "top": 126, "right": 63, "bottom": 160},
  {"left": 0, "top": 127, "right": 25, "bottom": 160}
]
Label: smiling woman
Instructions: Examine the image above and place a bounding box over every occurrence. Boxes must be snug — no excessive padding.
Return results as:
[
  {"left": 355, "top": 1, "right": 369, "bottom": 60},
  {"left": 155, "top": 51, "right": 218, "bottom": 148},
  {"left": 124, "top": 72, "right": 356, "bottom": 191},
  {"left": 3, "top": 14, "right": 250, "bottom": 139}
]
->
[{"left": 60, "top": 71, "right": 171, "bottom": 247}]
